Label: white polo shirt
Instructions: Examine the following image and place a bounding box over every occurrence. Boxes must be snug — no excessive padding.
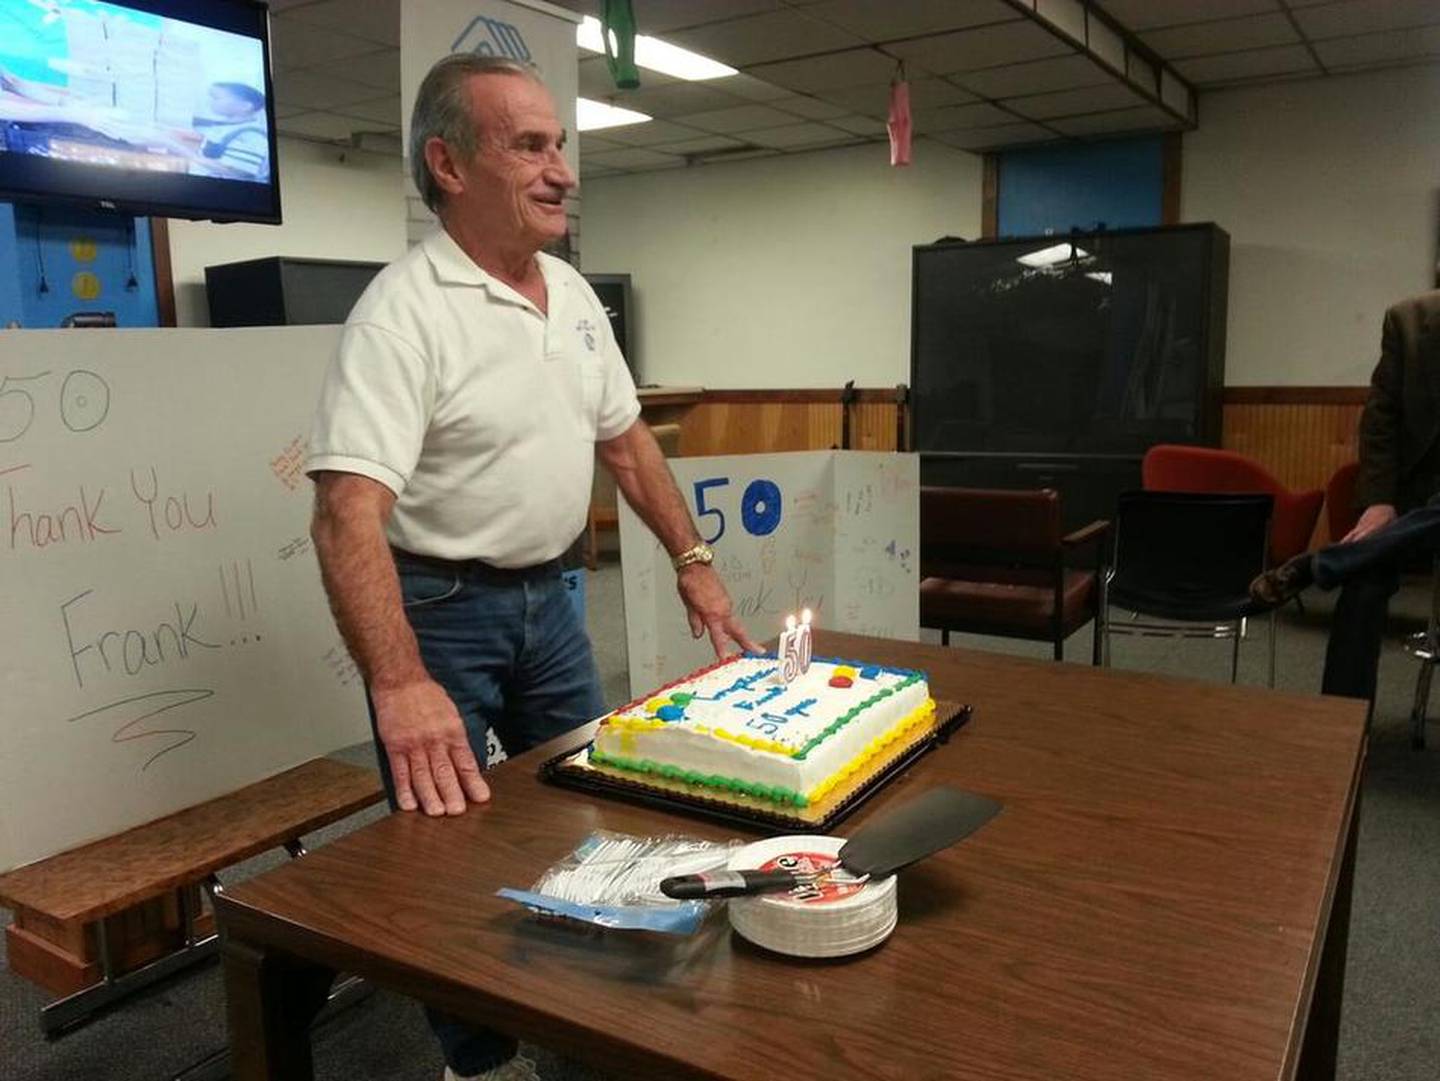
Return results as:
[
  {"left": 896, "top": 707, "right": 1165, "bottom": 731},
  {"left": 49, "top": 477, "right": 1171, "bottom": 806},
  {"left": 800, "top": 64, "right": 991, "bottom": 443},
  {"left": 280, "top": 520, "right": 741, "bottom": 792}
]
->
[{"left": 305, "top": 229, "right": 641, "bottom": 567}]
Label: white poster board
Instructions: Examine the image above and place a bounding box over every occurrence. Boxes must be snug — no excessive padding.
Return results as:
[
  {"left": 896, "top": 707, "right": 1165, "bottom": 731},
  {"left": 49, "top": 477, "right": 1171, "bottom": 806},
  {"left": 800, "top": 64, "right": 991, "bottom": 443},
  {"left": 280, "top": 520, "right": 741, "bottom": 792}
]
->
[
  {"left": 620, "top": 451, "right": 919, "bottom": 693},
  {"left": 0, "top": 327, "right": 369, "bottom": 872},
  {"left": 401, "top": 0, "right": 580, "bottom": 244}
]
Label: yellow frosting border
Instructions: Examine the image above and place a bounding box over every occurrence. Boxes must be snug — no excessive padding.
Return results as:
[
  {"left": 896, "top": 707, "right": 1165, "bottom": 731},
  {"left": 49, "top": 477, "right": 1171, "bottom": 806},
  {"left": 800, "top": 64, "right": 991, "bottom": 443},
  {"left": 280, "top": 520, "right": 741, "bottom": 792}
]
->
[{"left": 805, "top": 697, "right": 937, "bottom": 804}]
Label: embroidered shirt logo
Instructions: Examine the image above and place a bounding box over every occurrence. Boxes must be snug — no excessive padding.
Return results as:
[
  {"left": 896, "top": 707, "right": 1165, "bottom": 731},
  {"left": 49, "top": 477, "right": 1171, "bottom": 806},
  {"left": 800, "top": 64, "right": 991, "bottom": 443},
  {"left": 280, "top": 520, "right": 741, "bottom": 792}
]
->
[{"left": 576, "top": 318, "right": 598, "bottom": 352}]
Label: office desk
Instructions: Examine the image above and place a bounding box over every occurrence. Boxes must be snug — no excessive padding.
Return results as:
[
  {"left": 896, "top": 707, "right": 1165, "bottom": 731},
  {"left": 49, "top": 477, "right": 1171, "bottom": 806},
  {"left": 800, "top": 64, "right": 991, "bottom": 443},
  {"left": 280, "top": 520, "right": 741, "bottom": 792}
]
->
[{"left": 215, "top": 632, "right": 1365, "bottom": 1081}]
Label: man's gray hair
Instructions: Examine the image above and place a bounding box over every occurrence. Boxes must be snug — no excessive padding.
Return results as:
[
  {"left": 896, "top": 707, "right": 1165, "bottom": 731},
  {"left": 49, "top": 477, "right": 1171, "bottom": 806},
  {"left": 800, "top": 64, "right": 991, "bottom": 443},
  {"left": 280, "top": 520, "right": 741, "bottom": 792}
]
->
[{"left": 409, "top": 53, "right": 540, "bottom": 213}]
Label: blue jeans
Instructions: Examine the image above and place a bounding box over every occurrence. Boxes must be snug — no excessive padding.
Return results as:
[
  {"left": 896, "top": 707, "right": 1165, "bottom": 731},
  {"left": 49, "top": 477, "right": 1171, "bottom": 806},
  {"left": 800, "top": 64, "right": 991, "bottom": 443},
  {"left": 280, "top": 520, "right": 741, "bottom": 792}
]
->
[
  {"left": 1315, "top": 497, "right": 1440, "bottom": 701},
  {"left": 369, "top": 550, "right": 604, "bottom": 1075}
]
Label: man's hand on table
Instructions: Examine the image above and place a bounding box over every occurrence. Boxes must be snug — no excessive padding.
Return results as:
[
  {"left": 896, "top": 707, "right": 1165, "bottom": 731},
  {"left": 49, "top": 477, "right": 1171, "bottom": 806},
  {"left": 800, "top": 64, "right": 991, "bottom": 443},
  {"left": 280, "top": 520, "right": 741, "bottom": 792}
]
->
[
  {"left": 677, "top": 563, "right": 762, "bottom": 658},
  {"left": 371, "top": 679, "right": 490, "bottom": 815}
]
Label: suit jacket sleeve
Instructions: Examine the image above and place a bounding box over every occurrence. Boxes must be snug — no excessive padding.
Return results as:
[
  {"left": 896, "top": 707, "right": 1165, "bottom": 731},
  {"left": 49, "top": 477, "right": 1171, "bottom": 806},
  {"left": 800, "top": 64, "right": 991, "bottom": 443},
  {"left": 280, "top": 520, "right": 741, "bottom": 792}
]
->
[{"left": 1356, "top": 306, "right": 1403, "bottom": 508}]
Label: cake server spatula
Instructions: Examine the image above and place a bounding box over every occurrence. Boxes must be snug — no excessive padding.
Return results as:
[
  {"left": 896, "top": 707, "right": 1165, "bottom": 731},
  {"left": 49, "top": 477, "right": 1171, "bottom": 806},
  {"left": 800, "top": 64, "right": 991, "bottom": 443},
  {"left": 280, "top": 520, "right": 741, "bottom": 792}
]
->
[{"left": 659, "top": 787, "right": 1002, "bottom": 900}]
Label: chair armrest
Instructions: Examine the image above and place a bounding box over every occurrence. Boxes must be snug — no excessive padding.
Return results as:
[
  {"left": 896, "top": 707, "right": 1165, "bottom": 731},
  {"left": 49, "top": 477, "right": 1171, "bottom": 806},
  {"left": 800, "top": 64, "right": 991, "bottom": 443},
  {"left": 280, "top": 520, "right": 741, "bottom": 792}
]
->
[{"left": 1061, "top": 519, "right": 1110, "bottom": 549}]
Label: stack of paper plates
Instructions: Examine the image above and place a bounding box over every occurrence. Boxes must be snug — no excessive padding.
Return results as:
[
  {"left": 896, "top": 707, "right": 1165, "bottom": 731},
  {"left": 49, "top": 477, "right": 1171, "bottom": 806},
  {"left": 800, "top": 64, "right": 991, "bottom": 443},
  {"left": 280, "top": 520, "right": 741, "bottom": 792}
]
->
[{"left": 726, "top": 835, "right": 897, "bottom": 958}]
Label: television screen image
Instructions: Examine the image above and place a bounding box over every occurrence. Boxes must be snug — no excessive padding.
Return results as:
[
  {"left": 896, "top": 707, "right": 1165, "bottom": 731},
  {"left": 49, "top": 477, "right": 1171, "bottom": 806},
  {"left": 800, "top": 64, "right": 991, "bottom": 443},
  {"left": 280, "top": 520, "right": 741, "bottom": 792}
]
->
[{"left": 0, "top": 0, "right": 279, "bottom": 222}]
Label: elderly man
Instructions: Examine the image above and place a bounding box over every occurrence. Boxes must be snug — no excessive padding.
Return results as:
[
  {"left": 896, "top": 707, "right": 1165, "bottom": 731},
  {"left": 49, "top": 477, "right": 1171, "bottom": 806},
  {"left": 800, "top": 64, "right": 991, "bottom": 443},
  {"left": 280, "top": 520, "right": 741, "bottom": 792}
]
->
[
  {"left": 305, "top": 54, "right": 756, "bottom": 1081},
  {"left": 1252, "top": 290, "right": 1440, "bottom": 704}
]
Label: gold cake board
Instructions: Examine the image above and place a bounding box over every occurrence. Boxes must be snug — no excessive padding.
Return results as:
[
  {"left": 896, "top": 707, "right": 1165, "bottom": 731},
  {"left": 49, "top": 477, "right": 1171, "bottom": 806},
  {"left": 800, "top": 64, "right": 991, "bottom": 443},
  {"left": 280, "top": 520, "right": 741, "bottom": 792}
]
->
[{"left": 540, "top": 700, "right": 970, "bottom": 833}]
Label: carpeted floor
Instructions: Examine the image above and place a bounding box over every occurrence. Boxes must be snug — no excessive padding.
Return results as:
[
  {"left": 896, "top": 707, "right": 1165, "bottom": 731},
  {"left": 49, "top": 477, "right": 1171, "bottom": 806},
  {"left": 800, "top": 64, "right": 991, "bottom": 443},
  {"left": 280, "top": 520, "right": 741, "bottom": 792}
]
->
[{"left": 3, "top": 561, "right": 1437, "bottom": 1081}]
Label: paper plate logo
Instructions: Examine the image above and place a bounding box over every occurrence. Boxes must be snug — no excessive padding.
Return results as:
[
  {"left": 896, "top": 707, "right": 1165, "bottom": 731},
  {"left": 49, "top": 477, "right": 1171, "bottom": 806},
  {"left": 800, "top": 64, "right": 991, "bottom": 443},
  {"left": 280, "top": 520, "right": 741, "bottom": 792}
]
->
[{"left": 452, "top": 15, "right": 531, "bottom": 61}]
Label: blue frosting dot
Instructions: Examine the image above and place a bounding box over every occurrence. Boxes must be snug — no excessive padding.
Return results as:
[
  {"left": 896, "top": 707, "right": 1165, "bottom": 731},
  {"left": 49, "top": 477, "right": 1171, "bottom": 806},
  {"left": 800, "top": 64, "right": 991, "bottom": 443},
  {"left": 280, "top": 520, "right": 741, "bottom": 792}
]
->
[
  {"left": 859, "top": 665, "right": 881, "bottom": 679},
  {"left": 657, "top": 705, "right": 685, "bottom": 721}
]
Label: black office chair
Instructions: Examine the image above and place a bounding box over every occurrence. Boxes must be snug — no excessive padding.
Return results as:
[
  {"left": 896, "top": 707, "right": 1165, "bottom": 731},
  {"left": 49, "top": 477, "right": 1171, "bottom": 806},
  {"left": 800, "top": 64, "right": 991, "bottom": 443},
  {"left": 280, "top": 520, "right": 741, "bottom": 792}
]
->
[{"left": 1099, "top": 491, "right": 1279, "bottom": 685}]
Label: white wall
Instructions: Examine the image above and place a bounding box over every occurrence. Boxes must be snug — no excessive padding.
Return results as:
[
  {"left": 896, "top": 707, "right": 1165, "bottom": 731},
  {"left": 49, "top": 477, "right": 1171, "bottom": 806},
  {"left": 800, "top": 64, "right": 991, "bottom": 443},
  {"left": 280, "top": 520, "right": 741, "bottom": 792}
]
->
[
  {"left": 579, "top": 139, "right": 983, "bottom": 388},
  {"left": 167, "top": 137, "right": 406, "bottom": 326},
  {"left": 1183, "top": 64, "right": 1440, "bottom": 386}
]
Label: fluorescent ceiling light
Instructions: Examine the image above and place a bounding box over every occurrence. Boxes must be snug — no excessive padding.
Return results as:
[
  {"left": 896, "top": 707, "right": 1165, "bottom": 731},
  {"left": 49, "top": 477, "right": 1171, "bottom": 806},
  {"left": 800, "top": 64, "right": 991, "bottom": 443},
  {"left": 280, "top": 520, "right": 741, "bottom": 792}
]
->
[
  {"left": 577, "top": 16, "right": 737, "bottom": 81},
  {"left": 1017, "top": 243, "right": 1089, "bottom": 268},
  {"left": 1085, "top": 271, "right": 1113, "bottom": 285},
  {"left": 577, "top": 97, "right": 652, "bottom": 132}
]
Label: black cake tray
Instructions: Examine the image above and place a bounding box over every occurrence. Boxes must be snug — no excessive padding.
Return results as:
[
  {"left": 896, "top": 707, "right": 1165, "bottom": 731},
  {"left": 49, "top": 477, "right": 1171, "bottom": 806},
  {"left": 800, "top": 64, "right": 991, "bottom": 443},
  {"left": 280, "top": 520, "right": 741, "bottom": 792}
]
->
[{"left": 538, "top": 700, "right": 972, "bottom": 834}]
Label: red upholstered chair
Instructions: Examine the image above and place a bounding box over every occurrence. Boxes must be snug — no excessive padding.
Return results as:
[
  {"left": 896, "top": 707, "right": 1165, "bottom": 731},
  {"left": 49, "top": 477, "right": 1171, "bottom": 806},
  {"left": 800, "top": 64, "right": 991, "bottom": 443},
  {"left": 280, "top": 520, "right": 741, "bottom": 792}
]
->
[
  {"left": 1325, "top": 461, "right": 1362, "bottom": 543},
  {"left": 1142, "top": 445, "right": 1323, "bottom": 566},
  {"left": 919, "top": 486, "right": 1109, "bottom": 663}
]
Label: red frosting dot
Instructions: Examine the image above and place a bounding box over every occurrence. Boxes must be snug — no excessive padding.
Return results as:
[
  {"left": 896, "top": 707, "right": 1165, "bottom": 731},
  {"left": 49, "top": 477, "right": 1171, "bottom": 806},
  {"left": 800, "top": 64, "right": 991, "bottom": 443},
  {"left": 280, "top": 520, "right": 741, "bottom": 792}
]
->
[{"left": 829, "top": 675, "right": 854, "bottom": 688}]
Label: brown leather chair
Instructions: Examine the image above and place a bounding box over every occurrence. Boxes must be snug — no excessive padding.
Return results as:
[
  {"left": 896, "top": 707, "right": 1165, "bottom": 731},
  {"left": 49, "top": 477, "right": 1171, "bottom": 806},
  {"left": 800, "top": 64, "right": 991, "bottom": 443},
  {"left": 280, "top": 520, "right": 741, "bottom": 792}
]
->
[{"left": 919, "top": 486, "right": 1109, "bottom": 662}]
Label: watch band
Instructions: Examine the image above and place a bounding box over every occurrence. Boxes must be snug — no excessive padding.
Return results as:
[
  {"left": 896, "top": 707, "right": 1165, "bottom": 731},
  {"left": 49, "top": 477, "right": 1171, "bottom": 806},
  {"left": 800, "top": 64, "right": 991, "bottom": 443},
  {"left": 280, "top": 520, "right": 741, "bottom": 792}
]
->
[{"left": 672, "top": 542, "right": 713, "bottom": 571}]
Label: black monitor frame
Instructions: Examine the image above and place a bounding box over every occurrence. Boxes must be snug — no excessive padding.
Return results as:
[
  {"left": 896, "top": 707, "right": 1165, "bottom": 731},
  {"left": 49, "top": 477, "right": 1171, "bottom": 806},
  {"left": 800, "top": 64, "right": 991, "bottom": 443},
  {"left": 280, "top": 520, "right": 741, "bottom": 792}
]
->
[{"left": 0, "top": 0, "right": 282, "bottom": 224}]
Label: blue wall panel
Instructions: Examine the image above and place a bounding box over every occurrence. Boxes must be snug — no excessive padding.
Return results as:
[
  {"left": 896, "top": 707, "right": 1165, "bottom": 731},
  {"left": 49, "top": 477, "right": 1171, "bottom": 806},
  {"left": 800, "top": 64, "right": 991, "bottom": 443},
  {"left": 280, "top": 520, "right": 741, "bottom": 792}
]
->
[
  {"left": 0, "top": 202, "right": 159, "bottom": 328},
  {"left": 997, "top": 136, "right": 1164, "bottom": 238}
]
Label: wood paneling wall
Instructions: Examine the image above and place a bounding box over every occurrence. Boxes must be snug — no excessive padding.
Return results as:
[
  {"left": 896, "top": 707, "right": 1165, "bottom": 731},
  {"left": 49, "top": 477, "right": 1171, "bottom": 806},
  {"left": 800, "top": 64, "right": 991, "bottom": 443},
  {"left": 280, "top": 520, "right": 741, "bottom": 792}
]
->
[
  {"left": 676, "top": 388, "right": 1368, "bottom": 543},
  {"left": 679, "top": 392, "right": 901, "bottom": 457}
]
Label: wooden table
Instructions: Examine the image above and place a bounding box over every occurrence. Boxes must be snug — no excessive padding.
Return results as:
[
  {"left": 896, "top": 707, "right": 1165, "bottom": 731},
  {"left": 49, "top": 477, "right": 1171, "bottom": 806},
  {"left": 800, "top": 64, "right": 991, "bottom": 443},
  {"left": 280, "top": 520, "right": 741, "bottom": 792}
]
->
[{"left": 214, "top": 632, "right": 1366, "bottom": 1081}]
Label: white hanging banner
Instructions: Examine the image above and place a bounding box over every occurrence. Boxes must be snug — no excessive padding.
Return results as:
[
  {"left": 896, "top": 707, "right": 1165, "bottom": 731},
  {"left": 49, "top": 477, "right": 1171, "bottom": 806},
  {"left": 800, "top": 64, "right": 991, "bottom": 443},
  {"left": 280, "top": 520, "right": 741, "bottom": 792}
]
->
[{"left": 620, "top": 451, "right": 920, "bottom": 694}]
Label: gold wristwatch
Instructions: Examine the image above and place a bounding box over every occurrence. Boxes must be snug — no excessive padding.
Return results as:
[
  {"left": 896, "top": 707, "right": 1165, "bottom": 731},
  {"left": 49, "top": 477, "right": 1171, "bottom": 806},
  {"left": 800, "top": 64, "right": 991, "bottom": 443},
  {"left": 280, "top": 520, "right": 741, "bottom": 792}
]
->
[{"left": 672, "top": 542, "right": 714, "bottom": 571}]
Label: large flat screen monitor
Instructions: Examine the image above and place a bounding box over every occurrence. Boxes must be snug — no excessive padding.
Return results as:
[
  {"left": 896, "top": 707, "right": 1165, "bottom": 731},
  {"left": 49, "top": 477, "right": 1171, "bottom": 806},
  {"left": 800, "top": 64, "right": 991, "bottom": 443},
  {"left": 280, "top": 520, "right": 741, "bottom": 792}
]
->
[
  {"left": 911, "top": 224, "right": 1228, "bottom": 456},
  {"left": 0, "top": 0, "right": 280, "bottom": 223}
]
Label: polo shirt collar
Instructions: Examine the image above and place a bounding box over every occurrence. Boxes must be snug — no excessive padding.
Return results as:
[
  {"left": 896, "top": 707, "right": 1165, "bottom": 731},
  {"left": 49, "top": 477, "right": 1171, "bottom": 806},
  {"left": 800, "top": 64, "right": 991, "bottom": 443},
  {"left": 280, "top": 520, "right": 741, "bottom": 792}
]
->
[{"left": 422, "top": 228, "right": 567, "bottom": 313}]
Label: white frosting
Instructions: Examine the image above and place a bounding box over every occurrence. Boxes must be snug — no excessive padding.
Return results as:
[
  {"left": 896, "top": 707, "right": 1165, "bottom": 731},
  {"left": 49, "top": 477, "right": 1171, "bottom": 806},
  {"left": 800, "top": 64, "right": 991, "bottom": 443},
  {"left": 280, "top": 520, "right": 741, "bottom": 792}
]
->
[{"left": 591, "top": 657, "right": 931, "bottom": 803}]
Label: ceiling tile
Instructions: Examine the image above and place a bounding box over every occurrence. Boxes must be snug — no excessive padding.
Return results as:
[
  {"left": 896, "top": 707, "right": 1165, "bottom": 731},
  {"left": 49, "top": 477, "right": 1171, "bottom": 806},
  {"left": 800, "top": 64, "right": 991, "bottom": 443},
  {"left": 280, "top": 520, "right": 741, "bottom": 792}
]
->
[
  {"left": 652, "top": 133, "right": 750, "bottom": 154},
  {"left": 1004, "top": 81, "right": 1148, "bottom": 119},
  {"left": 598, "top": 81, "right": 743, "bottom": 117},
  {"left": 1140, "top": 13, "right": 1300, "bottom": 58},
  {"left": 276, "top": 111, "right": 366, "bottom": 140},
  {"left": 284, "top": 0, "right": 400, "bottom": 47},
  {"left": 800, "top": 0, "right": 1018, "bottom": 41},
  {"left": 742, "top": 121, "right": 854, "bottom": 148},
  {"left": 310, "top": 49, "right": 401, "bottom": 94},
  {"left": 770, "top": 94, "right": 850, "bottom": 120},
  {"left": 745, "top": 48, "right": 901, "bottom": 93},
  {"left": 929, "top": 122, "right": 1056, "bottom": 149},
  {"left": 1294, "top": 0, "right": 1440, "bottom": 40},
  {"left": 678, "top": 103, "right": 800, "bottom": 132},
  {"left": 270, "top": 17, "right": 380, "bottom": 70},
  {"left": 584, "top": 147, "right": 688, "bottom": 169},
  {"left": 828, "top": 113, "right": 888, "bottom": 135},
  {"left": 630, "top": 0, "right": 784, "bottom": 34},
  {"left": 578, "top": 133, "right": 624, "bottom": 154},
  {"left": 911, "top": 101, "right": 1017, "bottom": 133},
  {"left": 1172, "top": 44, "right": 1318, "bottom": 84},
  {"left": 1092, "top": 0, "right": 1280, "bottom": 31},
  {"left": 1049, "top": 104, "right": 1185, "bottom": 136},
  {"left": 595, "top": 119, "right": 711, "bottom": 146},
  {"left": 667, "top": 10, "right": 864, "bottom": 67},
  {"left": 1312, "top": 25, "right": 1440, "bottom": 69},
  {"left": 714, "top": 73, "right": 795, "bottom": 101},
  {"left": 272, "top": 69, "right": 384, "bottom": 111},
  {"left": 884, "top": 20, "right": 1073, "bottom": 74},
  {"left": 956, "top": 54, "right": 1112, "bottom": 97},
  {"left": 578, "top": 56, "right": 679, "bottom": 100},
  {"left": 332, "top": 96, "right": 401, "bottom": 127},
  {"left": 580, "top": 164, "right": 621, "bottom": 178},
  {"left": 816, "top": 78, "right": 976, "bottom": 118}
]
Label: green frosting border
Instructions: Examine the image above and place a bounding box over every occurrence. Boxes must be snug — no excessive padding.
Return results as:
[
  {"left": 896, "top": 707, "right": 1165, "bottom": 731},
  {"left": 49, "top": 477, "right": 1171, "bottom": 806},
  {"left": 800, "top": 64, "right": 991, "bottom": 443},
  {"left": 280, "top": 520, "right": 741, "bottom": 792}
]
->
[
  {"left": 590, "top": 670, "right": 928, "bottom": 808},
  {"left": 589, "top": 748, "right": 810, "bottom": 807}
]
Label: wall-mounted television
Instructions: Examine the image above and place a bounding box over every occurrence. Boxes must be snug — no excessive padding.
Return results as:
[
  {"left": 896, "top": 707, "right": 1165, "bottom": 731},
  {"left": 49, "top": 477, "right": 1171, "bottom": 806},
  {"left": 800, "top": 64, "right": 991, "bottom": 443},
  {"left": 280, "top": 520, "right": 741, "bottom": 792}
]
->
[{"left": 0, "top": 0, "right": 280, "bottom": 223}]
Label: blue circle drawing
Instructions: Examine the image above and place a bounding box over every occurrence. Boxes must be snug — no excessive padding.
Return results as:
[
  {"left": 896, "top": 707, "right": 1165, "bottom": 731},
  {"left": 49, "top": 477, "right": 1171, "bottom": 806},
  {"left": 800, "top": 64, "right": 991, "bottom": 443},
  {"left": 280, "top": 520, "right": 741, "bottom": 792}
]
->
[{"left": 740, "top": 478, "right": 782, "bottom": 536}]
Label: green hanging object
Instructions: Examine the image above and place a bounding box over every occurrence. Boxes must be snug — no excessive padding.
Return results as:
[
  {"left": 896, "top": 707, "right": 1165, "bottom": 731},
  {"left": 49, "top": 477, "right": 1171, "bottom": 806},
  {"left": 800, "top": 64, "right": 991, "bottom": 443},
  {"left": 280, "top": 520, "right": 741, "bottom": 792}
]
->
[{"left": 601, "top": 0, "right": 640, "bottom": 90}]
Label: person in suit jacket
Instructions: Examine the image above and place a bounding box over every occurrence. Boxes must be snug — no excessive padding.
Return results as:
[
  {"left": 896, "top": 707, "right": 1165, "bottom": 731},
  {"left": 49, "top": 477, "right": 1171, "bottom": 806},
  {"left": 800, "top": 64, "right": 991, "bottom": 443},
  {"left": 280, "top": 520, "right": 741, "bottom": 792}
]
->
[{"left": 1252, "top": 289, "right": 1440, "bottom": 701}]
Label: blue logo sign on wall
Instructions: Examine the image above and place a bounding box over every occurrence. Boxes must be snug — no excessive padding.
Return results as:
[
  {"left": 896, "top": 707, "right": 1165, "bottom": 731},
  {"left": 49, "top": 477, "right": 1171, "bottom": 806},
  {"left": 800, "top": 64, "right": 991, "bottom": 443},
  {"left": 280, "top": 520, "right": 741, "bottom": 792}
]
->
[{"left": 452, "top": 15, "right": 532, "bottom": 60}]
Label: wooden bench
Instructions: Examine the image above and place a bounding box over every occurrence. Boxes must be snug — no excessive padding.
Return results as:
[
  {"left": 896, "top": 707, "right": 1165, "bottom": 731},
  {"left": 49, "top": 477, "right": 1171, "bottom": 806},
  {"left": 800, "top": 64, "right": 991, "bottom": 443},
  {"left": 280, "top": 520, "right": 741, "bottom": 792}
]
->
[{"left": 0, "top": 757, "right": 384, "bottom": 1036}]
